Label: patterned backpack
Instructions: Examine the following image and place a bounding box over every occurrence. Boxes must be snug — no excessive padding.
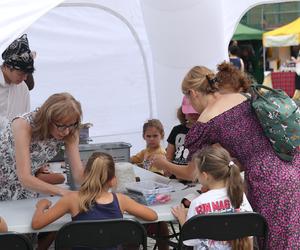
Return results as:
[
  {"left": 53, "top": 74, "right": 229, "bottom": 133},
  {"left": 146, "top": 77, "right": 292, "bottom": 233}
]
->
[{"left": 250, "top": 84, "right": 300, "bottom": 161}]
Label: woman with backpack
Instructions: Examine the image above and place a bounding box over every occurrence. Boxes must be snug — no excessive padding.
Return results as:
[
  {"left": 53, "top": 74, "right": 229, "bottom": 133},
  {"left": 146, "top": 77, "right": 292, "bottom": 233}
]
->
[{"left": 152, "top": 62, "right": 300, "bottom": 249}]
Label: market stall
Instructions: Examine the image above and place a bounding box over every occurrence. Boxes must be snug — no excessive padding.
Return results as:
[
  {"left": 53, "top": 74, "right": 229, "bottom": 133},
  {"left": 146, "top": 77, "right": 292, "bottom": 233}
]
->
[
  {"left": 263, "top": 17, "right": 300, "bottom": 48},
  {"left": 233, "top": 23, "right": 262, "bottom": 41},
  {"left": 232, "top": 23, "right": 263, "bottom": 83},
  {"left": 263, "top": 17, "right": 300, "bottom": 98}
]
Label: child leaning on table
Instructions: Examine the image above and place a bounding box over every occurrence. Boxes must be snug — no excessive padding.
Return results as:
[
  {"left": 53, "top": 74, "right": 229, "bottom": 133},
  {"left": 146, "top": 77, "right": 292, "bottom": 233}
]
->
[
  {"left": 31, "top": 152, "right": 157, "bottom": 247},
  {"left": 0, "top": 216, "right": 8, "bottom": 232},
  {"left": 131, "top": 119, "right": 166, "bottom": 175},
  {"left": 172, "top": 145, "right": 253, "bottom": 250}
]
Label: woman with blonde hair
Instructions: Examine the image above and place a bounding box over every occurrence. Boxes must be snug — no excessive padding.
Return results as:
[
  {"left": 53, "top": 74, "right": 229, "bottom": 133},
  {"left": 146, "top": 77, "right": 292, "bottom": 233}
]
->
[
  {"left": 153, "top": 62, "right": 300, "bottom": 249},
  {"left": 0, "top": 92, "right": 84, "bottom": 201}
]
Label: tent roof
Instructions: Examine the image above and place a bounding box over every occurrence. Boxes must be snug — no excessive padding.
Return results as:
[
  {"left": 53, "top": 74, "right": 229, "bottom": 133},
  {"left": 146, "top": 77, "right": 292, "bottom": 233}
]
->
[
  {"left": 232, "top": 23, "right": 262, "bottom": 41},
  {"left": 263, "top": 17, "right": 300, "bottom": 47}
]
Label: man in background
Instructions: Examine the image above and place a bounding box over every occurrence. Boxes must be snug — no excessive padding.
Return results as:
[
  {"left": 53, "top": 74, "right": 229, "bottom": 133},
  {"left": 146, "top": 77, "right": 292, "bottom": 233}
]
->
[{"left": 0, "top": 34, "right": 35, "bottom": 130}]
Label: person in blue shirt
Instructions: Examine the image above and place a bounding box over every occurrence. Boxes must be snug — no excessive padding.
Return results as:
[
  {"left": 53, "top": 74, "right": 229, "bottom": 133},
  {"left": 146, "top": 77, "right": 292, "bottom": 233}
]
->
[{"left": 229, "top": 45, "right": 244, "bottom": 72}]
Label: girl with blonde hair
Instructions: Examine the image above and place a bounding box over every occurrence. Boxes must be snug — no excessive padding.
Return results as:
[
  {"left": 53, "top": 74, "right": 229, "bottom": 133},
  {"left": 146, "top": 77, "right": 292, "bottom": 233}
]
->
[
  {"left": 32, "top": 152, "right": 157, "bottom": 229},
  {"left": 172, "top": 145, "right": 253, "bottom": 250}
]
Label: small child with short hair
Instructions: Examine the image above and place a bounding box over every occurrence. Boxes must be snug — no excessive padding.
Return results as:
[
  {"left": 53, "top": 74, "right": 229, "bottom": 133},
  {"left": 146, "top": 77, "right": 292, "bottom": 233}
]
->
[
  {"left": 166, "top": 96, "right": 199, "bottom": 166},
  {"left": 172, "top": 145, "right": 253, "bottom": 250},
  {"left": 0, "top": 216, "right": 8, "bottom": 232},
  {"left": 131, "top": 119, "right": 166, "bottom": 175}
]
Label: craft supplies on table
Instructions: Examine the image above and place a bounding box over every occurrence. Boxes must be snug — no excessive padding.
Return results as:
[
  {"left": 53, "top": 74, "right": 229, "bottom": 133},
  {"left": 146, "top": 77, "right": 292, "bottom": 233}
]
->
[
  {"left": 125, "top": 181, "right": 174, "bottom": 205},
  {"left": 112, "top": 162, "right": 136, "bottom": 192},
  {"left": 65, "top": 139, "right": 132, "bottom": 190}
]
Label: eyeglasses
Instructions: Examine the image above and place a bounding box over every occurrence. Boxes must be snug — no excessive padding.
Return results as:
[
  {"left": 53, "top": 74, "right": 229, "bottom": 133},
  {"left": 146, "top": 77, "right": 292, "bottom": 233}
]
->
[{"left": 53, "top": 121, "right": 79, "bottom": 132}]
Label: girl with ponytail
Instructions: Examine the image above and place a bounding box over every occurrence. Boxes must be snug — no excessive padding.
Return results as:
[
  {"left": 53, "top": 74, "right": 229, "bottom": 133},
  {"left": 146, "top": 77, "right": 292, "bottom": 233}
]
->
[
  {"left": 31, "top": 152, "right": 157, "bottom": 230},
  {"left": 172, "top": 145, "right": 253, "bottom": 250}
]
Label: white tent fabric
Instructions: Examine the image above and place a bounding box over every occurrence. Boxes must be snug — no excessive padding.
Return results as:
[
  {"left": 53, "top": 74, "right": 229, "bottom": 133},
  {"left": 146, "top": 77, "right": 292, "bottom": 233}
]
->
[
  {"left": 0, "top": 0, "right": 291, "bottom": 153},
  {"left": 0, "top": 0, "right": 155, "bottom": 153},
  {"left": 0, "top": 0, "right": 63, "bottom": 51},
  {"left": 140, "top": 0, "right": 291, "bottom": 138}
]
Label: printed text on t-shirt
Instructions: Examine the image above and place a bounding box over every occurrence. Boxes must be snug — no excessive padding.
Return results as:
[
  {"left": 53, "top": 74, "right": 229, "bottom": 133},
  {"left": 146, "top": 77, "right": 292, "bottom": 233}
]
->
[{"left": 195, "top": 199, "right": 232, "bottom": 214}]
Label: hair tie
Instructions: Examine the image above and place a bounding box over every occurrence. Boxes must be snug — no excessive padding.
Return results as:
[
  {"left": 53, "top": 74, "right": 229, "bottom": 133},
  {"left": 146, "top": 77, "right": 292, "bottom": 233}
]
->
[
  {"left": 228, "top": 161, "right": 234, "bottom": 169},
  {"left": 205, "top": 75, "right": 218, "bottom": 85}
]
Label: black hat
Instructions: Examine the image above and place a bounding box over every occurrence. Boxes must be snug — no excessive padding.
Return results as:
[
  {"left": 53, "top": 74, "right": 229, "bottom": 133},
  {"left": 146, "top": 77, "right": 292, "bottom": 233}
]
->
[{"left": 2, "top": 34, "right": 35, "bottom": 74}]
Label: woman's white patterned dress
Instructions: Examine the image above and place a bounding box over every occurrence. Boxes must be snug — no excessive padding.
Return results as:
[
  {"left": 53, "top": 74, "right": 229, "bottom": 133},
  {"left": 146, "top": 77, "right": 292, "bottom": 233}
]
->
[{"left": 0, "top": 111, "right": 64, "bottom": 201}]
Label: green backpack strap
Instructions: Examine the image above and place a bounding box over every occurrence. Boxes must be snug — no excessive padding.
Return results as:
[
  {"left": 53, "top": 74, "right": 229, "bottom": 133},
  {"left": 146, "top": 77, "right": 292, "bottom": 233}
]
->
[
  {"left": 240, "top": 92, "right": 251, "bottom": 100},
  {"left": 251, "top": 83, "right": 282, "bottom": 103}
]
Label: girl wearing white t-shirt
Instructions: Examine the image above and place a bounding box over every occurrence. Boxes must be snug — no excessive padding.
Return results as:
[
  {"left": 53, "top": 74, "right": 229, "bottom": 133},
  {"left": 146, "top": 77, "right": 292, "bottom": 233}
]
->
[{"left": 172, "top": 145, "right": 253, "bottom": 250}]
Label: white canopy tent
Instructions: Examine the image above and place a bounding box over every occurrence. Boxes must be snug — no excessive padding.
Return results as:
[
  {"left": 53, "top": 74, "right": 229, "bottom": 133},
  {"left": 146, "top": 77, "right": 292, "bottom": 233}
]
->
[{"left": 0, "top": 0, "right": 291, "bottom": 153}]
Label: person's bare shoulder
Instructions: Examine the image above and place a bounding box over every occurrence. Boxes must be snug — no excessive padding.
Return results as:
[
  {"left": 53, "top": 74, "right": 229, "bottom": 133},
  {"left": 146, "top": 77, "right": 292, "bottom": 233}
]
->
[
  {"left": 64, "top": 191, "right": 80, "bottom": 214},
  {"left": 67, "top": 191, "right": 79, "bottom": 200},
  {"left": 199, "top": 93, "right": 247, "bottom": 123},
  {"left": 11, "top": 116, "right": 31, "bottom": 131}
]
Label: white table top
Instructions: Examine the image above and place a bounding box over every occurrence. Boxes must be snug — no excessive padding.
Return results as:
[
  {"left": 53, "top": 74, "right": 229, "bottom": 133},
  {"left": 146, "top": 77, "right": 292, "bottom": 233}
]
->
[{"left": 1, "top": 163, "right": 200, "bottom": 233}]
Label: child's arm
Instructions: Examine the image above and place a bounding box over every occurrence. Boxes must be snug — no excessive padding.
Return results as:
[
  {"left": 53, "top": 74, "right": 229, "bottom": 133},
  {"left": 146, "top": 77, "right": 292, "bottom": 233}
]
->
[
  {"left": 171, "top": 204, "right": 187, "bottom": 225},
  {"left": 35, "top": 165, "right": 65, "bottom": 185},
  {"left": 166, "top": 143, "right": 175, "bottom": 162},
  {"left": 35, "top": 172, "right": 65, "bottom": 185},
  {"left": 31, "top": 194, "right": 74, "bottom": 230},
  {"left": 117, "top": 193, "right": 157, "bottom": 221},
  {"left": 0, "top": 216, "right": 8, "bottom": 232},
  {"left": 151, "top": 155, "right": 195, "bottom": 180},
  {"left": 249, "top": 238, "right": 254, "bottom": 250},
  {"left": 130, "top": 150, "right": 145, "bottom": 165}
]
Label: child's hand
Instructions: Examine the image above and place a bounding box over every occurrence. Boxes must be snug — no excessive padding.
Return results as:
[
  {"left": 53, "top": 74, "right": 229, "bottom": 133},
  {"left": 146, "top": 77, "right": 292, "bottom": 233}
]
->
[
  {"left": 149, "top": 154, "right": 167, "bottom": 170},
  {"left": 36, "top": 199, "right": 52, "bottom": 210},
  {"left": 171, "top": 204, "right": 187, "bottom": 225},
  {"left": 163, "top": 169, "right": 172, "bottom": 177},
  {"left": 36, "top": 164, "right": 51, "bottom": 175}
]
